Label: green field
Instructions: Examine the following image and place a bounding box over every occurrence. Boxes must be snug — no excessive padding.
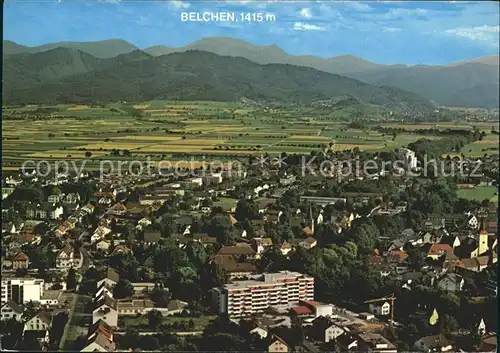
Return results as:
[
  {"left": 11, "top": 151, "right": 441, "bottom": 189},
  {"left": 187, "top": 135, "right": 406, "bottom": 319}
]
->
[
  {"left": 457, "top": 186, "right": 498, "bottom": 203},
  {"left": 2, "top": 101, "right": 496, "bottom": 172}
]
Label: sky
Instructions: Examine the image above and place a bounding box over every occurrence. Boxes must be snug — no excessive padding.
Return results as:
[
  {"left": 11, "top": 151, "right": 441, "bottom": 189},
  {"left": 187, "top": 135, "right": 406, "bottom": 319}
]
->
[{"left": 3, "top": 0, "right": 500, "bottom": 65}]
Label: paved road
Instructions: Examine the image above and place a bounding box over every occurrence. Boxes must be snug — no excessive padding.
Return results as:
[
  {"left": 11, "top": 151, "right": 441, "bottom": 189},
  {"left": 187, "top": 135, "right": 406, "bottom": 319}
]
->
[{"left": 60, "top": 293, "right": 92, "bottom": 350}]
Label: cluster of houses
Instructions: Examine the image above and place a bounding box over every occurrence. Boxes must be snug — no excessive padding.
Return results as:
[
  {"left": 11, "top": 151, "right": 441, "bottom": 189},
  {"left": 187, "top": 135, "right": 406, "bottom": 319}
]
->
[
  {"left": 1, "top": 148, "right": 498, "bottom": 352},
  {"left": 81, "top": 267, "right": 189, "bottom": 352}
]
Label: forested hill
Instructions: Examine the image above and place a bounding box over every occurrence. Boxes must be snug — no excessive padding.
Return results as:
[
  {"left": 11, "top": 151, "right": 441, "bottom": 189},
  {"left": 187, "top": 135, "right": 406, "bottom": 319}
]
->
[{"left": 3, "top": 48, "right": 435, "bottom": 113}]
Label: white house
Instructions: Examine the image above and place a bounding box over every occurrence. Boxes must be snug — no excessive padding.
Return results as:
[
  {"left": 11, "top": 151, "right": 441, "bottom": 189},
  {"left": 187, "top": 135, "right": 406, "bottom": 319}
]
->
[
  {"left": 97, "top": 268, "right": 120, "bottom": 289},
  {"left": 467, "top": 215, "right": 479, "bottom": 229},
  {"left": 80, "top": 331, "right": 116, "bottom": 352},
  {"left": 95, "top": 282, "right": 114, "bottom": 301},
  {"left": 92, "top": 295, "right": 118, "bottom": 328},
  {"left": 250, "top": 326, "right": 269, "bottom": 339},
  {"left": 311, "top": 316, "right": 345, "bottom": 343},
  {"left": 414, "top": 334, "right": 453, "bottom": 353},
  {"left": 56, "top": 244, "right": 75, "bottom": 269},
  {"left": 40, "top": 290, "right": 61, "bottom": 307},
  {"left": 24, "top": 311, "right": 52, "bottom": 332},
  {"left": 369, "top": 301, "right": 391, "bottom": 316},
  {"left": 1, "top": 300, "right": 24, "bottom": 321},
  {"left": 477, "top": 318, "right": 487, "bottom": 336},
  {"left": 91, "top": 226, "right": 112, "bottom": 244},
  {"left": 253, "top": 237, "right": 273, "bottom": 255},
  {"left": 280, "top": 242, "right": 293, "bottom": 256},
  {"left": 96, "top": 240, "right": 111, "bottom": 252},
  {"left": 317, "top": 213, "right": 324, "bottom": 225},
  {"left": 299, "top": 237, "right": 317, "bottom": 250}
]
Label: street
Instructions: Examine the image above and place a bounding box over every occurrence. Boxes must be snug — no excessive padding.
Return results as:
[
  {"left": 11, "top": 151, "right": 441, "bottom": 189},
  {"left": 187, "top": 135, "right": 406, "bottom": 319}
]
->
[{"left": 60, "top": 293, "right": 92, "bottom": 350}]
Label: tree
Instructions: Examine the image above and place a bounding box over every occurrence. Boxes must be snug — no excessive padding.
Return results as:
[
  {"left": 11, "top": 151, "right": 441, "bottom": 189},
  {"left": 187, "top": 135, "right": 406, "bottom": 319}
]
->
[
  {"left": 22, "top": 301, "right": 37, "bottom": 322},
  {"left": 66, "top": 268, "right": 78, "bottom": 290},
  {"left": 346, "top": 219, "right": 380, "bottom": 254},
  {"left": 147, "top": 309, "right": 163, "bottom": 330},
  {"left": 235, "top": 199, "right": 259, "bottom": 221},
  {"left": 85, "top": 151, "right": 92, "bottom": 158},
  {"left": 113, "top": 279, "right": 134, "bottom": 299},
  {"left": 151, "top": 285, "right": 170, "bottom": 307}
]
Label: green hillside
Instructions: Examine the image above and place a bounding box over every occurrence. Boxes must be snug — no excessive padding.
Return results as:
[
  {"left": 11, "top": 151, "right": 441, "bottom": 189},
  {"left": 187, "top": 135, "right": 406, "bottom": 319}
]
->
[{"left": 3, "top": 49, "right": 434, "bottom": 113}]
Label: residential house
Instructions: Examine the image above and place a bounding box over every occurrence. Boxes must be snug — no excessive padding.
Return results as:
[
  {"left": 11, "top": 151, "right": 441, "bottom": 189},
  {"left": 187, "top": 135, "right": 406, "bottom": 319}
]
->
[
  {"left": 217, "top": 243, "right": 256, "bottom": 260},
  {"left": 95, "top": 282, "right": 114, "bottom": 301},
  {"left": 92, "top": 294, "right": 118, "bottom": 328},
  {"left": 143, "top": 229, "right": 162, "bottom": 246},
  {"left": 268, "top": 334, "right": 290, "bottom": 353},
  {"left": 81, "top": 331, "right": 116, "bottom": 352},
  {"left": 299, "top": 237, "right": 317, "bottom": 250},
  {"left": 336, "top": 334, "right": 358, "bottom": 351},
  {"left": 81, "top": 204, "right": 95, "bottom": 215},
  {"left": 436, "top": 273, "right": 464, "bottom": 293},
  {"left": 24, "top": 311, "right": 52, "bottom": 331},
  {"left": 96, "top": 240, "right": 111, "bottom": 252},
  {"left": 1, "top": 300, "right": 24, "bottom": 321},
  {"left": 136, "top": 217, "right": 152, "bottom": 231},
  {"left": 456, "top": 256, "right": 490, "bottom": 273},
  {"left": 11, "top": 251, "right": 29, "bottom": 270},
  {"left": 369, "top": 301, "right": 391, "bottom": 316},
  {"left": 111, "top": 244, "right": 132, "bottom": 255},
  {"left": 425, "top": 244, "right": 456, "bottom": 261},
  {"left": 40, "top": 290, "right": 61, "bottom": 307},
  {"left": 414, "top": 334, "right": 453, "bottom": 353},
  {"left": 478, "top": 334, "right": 497, "bottom": 352},
  {"left": 91, "top": 226, "right": 112, "bottom": 244},
  {"left": 249, "top": 326, "right": 269, "bottom": 339},
  {"left": 47, "top": 194, "right": 61, "bottom": 203},
  {"left": 253, "top": 237, "right": 273, "bottom": 255},
  {"left": 357, "top": 333, "right": 397, "bottom": 353},
  {"left": 280, "top": 241, "right": 293, "bottom": 256},
  {"left": 467, "top": 215, "right": 479, "bottom": 229},
  {"left": 477, "top": 318, "right": 487, "bottom": 336},
  {"left": 309, "top": 316, "right": 345, "bottom": 343},
  {"left": 97, "top": 268, "right": 120, "bottom": 288},
  {"left": 213, "top": 255, "right": 257, "bottom": 279},
  {"left": 56, "top": 244, "right": 76, "bottom": 269},
  {"left": 2, "top": 222, "right": 17, "bottom": 235}
]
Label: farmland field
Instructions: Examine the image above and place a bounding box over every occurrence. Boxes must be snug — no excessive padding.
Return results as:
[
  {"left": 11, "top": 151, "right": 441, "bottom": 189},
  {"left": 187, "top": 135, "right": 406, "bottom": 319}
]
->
[
  {"left": 457, "top": 186, "right": 499, "bottom": 203},
  {"left": 2, "top": 101, "right": 497, "bottom": 172}
]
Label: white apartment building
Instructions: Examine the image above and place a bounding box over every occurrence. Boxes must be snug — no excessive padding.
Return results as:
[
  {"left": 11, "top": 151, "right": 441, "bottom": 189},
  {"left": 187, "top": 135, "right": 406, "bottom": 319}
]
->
[
  {"left": 1, "top": 278, "right": 44, "bottom": 304},
  {"left": 211, "top": 271, "right": 314, "bottom": 318}
]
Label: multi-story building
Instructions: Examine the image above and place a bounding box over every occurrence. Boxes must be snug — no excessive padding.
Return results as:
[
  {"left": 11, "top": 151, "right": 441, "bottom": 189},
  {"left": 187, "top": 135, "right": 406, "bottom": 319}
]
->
[
  {"left": 211, "top": 271, "right": 314, "bottom": 318},
  {"left": 1, "top": 277, "right": 44, "bottom": 304}
]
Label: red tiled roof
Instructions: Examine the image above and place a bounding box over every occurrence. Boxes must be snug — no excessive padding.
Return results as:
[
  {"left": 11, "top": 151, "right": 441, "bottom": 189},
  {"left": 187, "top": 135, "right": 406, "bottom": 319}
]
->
[
  {"left": 428, "top": 244, "right": 454, "bottom": 256},
  {"left": 302, "top": 227, "right": 314, "bottom": 236},
  {"left": 291, "top": 305, "right": 314, "bottom": 316},
  {"left": 302, "top": 300, "right": 320, "bottom": 307},
  {"left": 302, "top": 237, "right": 316, "bottom": 244},
  {"left": 11, "top": 251, "right": 29, "bottom": 261},
  {"left": 387, "top": 250, "right": 409, "bottom": 263}
]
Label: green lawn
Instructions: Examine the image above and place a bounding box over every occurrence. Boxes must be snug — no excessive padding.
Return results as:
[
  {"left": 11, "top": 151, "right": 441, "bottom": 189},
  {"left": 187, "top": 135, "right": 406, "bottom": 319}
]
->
[{"left": 457, "top": 186, "right": 498, "bottom": 202}]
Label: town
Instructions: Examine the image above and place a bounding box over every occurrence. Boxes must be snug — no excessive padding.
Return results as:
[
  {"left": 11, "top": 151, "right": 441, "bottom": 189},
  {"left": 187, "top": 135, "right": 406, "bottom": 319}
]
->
[{"left": 1, "top": 141, "right": 497, "bottom": 352}]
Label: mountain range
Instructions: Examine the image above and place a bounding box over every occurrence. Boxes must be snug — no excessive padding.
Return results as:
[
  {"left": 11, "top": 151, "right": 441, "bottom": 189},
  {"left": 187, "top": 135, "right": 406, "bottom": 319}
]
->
[
  {"left": 2, "top": 47, "right": 434, "bottom": 113},
  {"left": 3, "top": 37, "right": 499, "bottom": 108}
]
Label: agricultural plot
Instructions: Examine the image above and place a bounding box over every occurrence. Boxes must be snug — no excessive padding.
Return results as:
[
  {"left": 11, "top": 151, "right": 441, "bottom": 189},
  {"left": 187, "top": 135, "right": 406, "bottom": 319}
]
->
[
  {"left": 4, "top": 101, "right": 484, "bottom": 171},
  {"left": 457, "top": 186, "right": 498, "bottom": 203},
  {"left": 461, "top": 134, "right": 499, "bottom": 157}
]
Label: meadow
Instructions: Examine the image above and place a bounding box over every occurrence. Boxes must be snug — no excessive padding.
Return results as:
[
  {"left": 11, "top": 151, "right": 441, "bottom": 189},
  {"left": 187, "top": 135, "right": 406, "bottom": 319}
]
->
[
  {"left": 457, "top": 186, "right": 498, "bottom": 203},
  {"left": 2, "top": 101, "right": 497, "bottom": 172}
]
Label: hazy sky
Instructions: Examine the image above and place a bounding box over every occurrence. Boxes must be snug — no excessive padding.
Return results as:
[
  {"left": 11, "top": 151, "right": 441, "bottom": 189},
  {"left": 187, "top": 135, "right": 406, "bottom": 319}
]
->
[{"left": 3, "top": 0, "right": 499, "bottom": 65}]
